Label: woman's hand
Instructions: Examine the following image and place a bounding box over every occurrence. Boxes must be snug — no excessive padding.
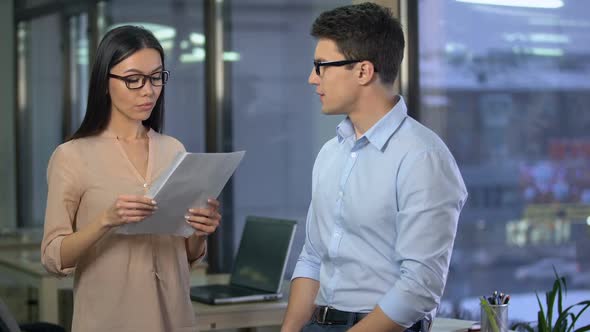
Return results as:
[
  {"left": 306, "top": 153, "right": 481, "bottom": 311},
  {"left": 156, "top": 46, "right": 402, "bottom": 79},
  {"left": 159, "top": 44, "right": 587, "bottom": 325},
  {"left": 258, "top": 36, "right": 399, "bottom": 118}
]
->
[
  {"left": 185, "top": 198, "right": 221, "bottom": 236},
  {"left": 102, "top": 195, "right": 157, "bottom": 228}
]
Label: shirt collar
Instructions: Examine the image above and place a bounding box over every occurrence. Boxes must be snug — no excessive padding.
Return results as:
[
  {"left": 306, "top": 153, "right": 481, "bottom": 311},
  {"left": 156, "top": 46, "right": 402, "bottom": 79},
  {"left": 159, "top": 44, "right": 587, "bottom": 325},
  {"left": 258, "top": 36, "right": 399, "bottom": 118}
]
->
[
  {"left": 336, "top": 96, "right": 408, "bottom": 151},
  {"left": 336, "top": 118, "right": 355, "bottom": 143}
]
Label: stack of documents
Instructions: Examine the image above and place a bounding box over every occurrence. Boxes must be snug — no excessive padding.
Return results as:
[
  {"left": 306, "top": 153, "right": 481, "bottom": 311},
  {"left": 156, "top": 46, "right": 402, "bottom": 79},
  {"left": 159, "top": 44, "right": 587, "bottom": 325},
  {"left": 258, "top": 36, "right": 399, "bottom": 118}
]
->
[{"left": 117, "top": 151, "right": 245, "bottom": 237}]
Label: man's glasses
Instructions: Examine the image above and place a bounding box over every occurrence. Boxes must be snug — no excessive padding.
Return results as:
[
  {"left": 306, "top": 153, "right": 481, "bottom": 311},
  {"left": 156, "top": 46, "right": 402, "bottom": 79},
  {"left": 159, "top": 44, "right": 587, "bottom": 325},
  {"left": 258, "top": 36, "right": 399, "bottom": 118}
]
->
[
  {"left": 108, "top": 70, "right": 170, "bottom": 89},
  {"left": 313, "top": 60, "right": 362, "bottom": 76}
]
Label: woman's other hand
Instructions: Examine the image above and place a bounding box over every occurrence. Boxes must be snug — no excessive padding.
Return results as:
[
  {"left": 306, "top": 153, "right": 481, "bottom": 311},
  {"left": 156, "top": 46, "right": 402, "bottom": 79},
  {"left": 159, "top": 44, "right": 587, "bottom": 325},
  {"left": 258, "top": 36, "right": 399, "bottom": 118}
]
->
[
  {"left": 185, "top": 198, "right": 221, "bottom": 236},
  {"left": 102, "top": 195, "right": 157, "bottom": 228}
]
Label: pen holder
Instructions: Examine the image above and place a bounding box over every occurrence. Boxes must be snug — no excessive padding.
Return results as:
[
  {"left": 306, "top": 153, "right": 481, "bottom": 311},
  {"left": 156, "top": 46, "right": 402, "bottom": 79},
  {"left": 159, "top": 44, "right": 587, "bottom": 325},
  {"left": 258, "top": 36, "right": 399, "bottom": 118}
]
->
[{"left": 480, "top": 303, "right": 508, "bottom": 332}]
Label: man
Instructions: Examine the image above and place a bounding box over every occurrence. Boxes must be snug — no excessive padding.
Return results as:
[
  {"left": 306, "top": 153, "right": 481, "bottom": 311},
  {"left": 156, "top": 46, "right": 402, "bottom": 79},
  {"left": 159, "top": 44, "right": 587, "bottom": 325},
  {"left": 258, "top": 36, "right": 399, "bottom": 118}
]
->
[{"left": 281, "top": 3, "right": 467, "bottom": 332}]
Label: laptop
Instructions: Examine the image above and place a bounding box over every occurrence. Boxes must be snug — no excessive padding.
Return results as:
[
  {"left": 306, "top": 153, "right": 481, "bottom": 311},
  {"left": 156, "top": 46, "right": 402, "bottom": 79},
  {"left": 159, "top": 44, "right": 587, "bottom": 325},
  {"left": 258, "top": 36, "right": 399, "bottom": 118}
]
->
[{"left": 190, "top": 216, "right": 297, "bottom": 304}]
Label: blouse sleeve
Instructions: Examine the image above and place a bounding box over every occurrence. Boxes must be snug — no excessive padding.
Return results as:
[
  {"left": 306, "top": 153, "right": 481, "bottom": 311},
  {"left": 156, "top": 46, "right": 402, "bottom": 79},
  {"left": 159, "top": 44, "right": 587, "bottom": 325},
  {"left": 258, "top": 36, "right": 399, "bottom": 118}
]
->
[
  {"left": 189, "top": 242, "right": 207, "bottom": 268},
  {"left": 40, "top": 145, "right": 82, "bottom": 277}
]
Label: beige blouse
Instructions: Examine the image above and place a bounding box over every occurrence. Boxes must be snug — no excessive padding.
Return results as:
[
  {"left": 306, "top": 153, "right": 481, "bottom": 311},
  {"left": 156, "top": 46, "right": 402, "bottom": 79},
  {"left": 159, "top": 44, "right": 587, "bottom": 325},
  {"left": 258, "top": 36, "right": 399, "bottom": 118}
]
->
[{"left": 41, "top": 129, "right": 202, "bottom": 332}]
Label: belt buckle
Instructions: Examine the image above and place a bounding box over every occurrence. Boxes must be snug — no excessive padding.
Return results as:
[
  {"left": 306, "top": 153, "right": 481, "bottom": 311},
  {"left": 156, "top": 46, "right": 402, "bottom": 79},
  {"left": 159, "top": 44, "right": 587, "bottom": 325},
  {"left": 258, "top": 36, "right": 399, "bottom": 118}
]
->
[{"left": 317, "top": 306, "right": 330, "bottom": 325}]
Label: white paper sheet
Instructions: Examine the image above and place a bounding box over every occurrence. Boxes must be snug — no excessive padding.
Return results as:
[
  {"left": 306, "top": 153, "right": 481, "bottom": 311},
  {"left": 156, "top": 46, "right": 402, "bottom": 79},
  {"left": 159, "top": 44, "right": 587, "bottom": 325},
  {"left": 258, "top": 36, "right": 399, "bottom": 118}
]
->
[{"left": 117, "top": 151, "right": 245, "bottom": 237}]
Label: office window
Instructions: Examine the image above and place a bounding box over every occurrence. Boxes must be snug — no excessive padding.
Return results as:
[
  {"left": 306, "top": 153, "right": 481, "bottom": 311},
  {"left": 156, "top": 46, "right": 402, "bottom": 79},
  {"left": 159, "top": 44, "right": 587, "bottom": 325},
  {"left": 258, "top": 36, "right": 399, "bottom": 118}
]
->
[
  {"left": 418, "top": 0, "right": 590, "bottom": 324},
  {"left": 16, "top": 15, "right": 64, "bottom": 227},
  {"left": 15, "top": 0, "right": 56, "bottom": 10},
  {"left": 228, "top": 0, "right": 352, "bottom": 275},
  {"left": 67, "top": 13, "right": 90, "bottom": 131},
  {"left": 107, "top": 0, "right": 206, "bottom": 153}
]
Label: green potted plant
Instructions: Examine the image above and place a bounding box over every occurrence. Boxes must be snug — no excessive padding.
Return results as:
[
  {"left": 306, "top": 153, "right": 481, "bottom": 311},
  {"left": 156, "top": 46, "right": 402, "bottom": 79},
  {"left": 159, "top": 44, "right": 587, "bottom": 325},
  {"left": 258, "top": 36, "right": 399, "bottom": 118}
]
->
[{"left": 511, "top": 269, "right": 590, "bottom": 332}]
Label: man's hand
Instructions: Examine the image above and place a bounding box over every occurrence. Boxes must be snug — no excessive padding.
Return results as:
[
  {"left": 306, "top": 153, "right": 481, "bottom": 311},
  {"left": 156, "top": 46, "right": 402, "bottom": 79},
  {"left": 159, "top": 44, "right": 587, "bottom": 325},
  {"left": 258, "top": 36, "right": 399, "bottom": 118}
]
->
[{"left": 281, "top": 278, "right": 320, "bottom": 332}]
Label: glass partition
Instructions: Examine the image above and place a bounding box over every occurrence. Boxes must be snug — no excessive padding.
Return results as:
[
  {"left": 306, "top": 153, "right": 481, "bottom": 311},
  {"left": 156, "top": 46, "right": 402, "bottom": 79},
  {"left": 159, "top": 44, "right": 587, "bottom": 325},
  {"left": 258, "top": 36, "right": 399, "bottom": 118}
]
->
[
  {"left": 418, "top": 0, "right": 590, "bottom": 324},
  {"left": 16, "top": 15, "right": 64, "bottom": 228},
  {"left": 228, "top": 0, "right": 352, "bottom": 275},
  {"left": 106, "top": 0, "right": 206, "bottom": 153}
]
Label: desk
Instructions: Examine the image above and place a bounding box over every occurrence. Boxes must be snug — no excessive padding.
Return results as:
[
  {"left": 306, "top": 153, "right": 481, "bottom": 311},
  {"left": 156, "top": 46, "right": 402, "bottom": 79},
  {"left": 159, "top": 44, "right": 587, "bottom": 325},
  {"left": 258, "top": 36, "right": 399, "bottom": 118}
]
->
[
  {"left": 190, "top": 275, "right": 474, "bottom": 332},
  {"left": 0, "top": 249, "right": 206, "bottom": 325},
  {"left": 0, "top": 247, "right": 71, "bottom": 324},
  {"left": 191, "top": 275, "right": 287, "bottom": 331},
  {"left": 0, "top": 254, "right": 279, "bottom": 331},
  {"left": 0, "top": 251, "right": 476, "bottom": 332},
  {"left": 432, "top": 318, "right": 475, "bottom": 332}
]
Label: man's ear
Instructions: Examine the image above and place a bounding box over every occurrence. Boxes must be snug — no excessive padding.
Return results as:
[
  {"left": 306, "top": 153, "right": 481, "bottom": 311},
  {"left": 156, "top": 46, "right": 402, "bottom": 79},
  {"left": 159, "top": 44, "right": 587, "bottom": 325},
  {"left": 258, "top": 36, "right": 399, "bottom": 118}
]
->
[{"left": 357, "top": 61, "right": 376, "bottom": 85}]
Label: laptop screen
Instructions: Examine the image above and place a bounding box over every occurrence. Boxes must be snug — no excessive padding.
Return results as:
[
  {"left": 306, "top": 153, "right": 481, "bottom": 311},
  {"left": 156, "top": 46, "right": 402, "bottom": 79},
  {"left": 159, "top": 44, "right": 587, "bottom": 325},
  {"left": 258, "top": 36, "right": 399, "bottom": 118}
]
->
[{"left": 230, "top": 216, "right": 296, "bottom": 293}]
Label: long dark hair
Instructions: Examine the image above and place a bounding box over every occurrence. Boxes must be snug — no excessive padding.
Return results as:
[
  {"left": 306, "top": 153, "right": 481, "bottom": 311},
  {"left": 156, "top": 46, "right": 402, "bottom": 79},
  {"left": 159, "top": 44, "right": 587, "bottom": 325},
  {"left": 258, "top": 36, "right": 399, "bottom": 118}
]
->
[{"left": 69, "top": 25, "right": 166, "bottom": 140}]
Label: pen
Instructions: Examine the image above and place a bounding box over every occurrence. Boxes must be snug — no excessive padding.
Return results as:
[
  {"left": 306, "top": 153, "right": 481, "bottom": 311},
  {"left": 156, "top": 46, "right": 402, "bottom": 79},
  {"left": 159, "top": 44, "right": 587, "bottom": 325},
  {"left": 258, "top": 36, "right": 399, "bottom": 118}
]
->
[{"left": 503, "top": 295, "right": 510, "bottom": 304}]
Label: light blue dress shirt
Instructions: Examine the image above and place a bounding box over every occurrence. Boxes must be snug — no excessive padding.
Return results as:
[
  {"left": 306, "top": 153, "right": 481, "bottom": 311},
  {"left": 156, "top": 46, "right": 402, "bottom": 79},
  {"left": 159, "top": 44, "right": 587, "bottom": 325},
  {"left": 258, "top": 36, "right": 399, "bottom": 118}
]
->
[{"left": 292, "top": 96, "right": 468, "bottom": 328}]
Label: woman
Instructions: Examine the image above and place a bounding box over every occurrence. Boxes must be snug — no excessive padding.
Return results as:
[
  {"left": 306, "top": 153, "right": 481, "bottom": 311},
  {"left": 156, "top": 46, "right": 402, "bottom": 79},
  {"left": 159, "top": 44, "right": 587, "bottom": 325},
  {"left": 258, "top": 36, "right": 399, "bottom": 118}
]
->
[{"left": 40, "top": 26, "right": 220, "bottom": 331}]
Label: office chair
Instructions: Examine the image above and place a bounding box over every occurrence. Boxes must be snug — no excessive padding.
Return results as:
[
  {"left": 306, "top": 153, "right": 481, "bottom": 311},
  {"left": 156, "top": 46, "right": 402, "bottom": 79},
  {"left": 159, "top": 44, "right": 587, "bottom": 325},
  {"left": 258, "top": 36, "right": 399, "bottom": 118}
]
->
[
  {"left": 0, "top": 297, "right": 65, "bottom": 332},
  {"left": 0, "top": 298, "right": 20, "bottom": 332}
]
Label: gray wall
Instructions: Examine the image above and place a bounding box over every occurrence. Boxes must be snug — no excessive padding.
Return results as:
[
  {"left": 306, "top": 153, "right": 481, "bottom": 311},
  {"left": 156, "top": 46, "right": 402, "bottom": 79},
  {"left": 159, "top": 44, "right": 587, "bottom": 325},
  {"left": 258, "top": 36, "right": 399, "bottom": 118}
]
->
[{"left": 0, "top": 1, "right": 17, "bottom": 230}]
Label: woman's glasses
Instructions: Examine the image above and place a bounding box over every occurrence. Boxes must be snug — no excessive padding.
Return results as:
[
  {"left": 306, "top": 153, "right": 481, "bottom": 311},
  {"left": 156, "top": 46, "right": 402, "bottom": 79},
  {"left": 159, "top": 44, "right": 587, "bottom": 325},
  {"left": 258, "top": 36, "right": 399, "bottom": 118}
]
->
[{"left": 108, "top": 70, "right": 170, "bottom": 89}]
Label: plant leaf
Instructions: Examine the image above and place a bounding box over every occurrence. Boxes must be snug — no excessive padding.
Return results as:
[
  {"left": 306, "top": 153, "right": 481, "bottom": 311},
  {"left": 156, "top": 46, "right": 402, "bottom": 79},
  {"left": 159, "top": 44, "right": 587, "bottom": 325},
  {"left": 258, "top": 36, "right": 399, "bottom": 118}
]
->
[
  {"left": 554, "top": 312, "right": 567, "bottom": 332},
  {"left": 553, "top": 267, "right": 565, "bottom": 315},
  {"left": 564, "top": 313, "right": 576, "bottom": 332},
  {"left": 571, "top": 301, "right": 590, "bottom": 331},
  {"left": 541, "top": 311, "right": 551, "bottom": 332},
  {"left": 573, "top": 324, "right": 590, "bottom": 332},
  {"left": 548, "top": 288, "right": 556, "bottom": 328},
  {"left": 537, "top": 292, "right": 548, "bottom": 331}
]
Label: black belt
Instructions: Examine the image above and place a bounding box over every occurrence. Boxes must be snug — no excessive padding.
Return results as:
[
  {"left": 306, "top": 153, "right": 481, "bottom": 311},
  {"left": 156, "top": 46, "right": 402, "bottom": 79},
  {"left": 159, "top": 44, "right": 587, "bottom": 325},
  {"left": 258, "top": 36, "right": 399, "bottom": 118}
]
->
[
  {"left": 313, "top": 306, "right": 368, "bottom": 325},
  {"left": 313, "top": 306, "right": 426, "bottom": 331}
]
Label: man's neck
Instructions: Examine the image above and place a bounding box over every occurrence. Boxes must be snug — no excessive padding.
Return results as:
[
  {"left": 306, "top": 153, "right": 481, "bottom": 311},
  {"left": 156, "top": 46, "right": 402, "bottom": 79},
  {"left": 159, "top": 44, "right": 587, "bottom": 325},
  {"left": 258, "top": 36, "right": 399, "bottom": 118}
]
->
[{"left": 350, "top": 93, "right": 399, "bottom": 140}]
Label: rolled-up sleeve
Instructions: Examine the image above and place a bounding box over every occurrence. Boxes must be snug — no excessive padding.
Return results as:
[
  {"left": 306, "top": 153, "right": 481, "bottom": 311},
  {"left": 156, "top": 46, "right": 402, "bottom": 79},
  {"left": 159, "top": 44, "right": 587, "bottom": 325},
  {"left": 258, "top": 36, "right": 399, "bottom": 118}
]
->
[
  {"left": 188, "top": 240, "right": 207, "bottom": 268},
  {"left": 291, "top": 202, "right": 321, "bottom": 281},
  {"left": 378, "top": 148, "right": 467, "bottom": 327},
  {"left": 41, "top": 146, "right": 81, "bottom": 277},
  {"left": 292, "top": 146, "right": 326, "bottom": 281}
]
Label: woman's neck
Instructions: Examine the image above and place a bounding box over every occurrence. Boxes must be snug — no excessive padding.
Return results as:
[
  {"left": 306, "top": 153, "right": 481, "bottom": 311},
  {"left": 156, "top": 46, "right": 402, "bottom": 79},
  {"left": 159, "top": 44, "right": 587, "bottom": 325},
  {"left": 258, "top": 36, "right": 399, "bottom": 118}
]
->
[{"left": 105, "top": 120, "right": 147, "bottom": 140}]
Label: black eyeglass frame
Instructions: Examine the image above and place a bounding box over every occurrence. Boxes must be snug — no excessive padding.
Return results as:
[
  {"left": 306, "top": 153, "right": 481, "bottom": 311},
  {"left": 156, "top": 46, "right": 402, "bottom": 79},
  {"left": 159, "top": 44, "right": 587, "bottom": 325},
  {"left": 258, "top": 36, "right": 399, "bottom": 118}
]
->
[
  {"left": 313, "top": 60, "right": 377, "bottom": 76},
  {"left": 108, "top": 70, "right": 170, "bottom": 89}
]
